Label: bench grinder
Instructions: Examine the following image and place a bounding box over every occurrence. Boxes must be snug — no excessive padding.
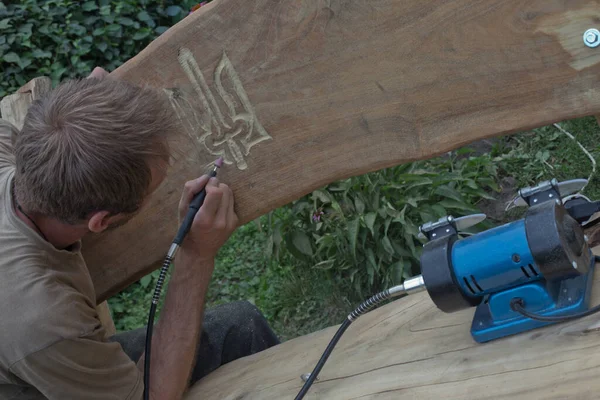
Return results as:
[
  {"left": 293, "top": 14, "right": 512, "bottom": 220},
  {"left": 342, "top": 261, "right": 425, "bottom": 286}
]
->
[{"left": 412, "top": 179, "right": 597, "bottom": 342}]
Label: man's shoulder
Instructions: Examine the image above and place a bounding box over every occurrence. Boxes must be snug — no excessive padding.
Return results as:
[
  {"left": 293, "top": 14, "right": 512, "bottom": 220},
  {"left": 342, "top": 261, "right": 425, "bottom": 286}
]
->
[{"left": 0, "top": 262, "right": 101, "bottom": 367}]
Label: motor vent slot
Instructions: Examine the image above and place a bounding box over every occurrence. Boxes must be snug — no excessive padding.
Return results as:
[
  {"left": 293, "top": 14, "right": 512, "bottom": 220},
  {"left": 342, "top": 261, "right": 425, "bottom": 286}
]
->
[
  {"left": 471, "top": 275, "right": 483, "bottom": 292},
  {"left": 528, "top": 264, "right": 539, "bottom": 276},
  {"left": 463, "top": 277, "right": 476, "bottom": 294}
]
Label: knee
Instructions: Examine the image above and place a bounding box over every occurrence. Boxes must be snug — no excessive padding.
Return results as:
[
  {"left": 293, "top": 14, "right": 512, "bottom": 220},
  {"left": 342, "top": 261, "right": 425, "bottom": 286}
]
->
[
  {"left": 217, "top": 301, "right": 279, "bottom": 347},
  {"left": 218, "top": 300, "right": 265, "bottom": 325}
]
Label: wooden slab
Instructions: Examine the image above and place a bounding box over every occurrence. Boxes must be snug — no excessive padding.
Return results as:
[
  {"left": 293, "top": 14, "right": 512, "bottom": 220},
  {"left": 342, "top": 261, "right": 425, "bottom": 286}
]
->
[
  {"left": 187, "top": 247, "right": 600, "bottom": 399},
  {"left": 0, "top": 77, "right": 52, "bottom": 130},
  {"left": 84, "top": 0, "right": 600, "bottom": 302}
]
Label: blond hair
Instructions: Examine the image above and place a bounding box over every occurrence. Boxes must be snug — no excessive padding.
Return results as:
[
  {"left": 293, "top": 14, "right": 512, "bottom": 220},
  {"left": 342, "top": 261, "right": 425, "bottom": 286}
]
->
[{"left": 14, "top": 78, "right": 175, "bottom": 224}]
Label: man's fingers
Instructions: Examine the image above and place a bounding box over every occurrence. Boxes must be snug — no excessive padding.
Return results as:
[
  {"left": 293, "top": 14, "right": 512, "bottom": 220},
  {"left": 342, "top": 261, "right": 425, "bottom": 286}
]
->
[
  {"left": 206, "top": 177, "right": 219, "bottom": 187},
  {"left": 194, "top": 183, "right": 223, "bottom": 226},
  {"left": 226, "top": 186, "right": 239, "bottom": 228},
  {"left": 214, "top": 184, "right": 231, "bottom": 229},
  {"left": 179, "top": 175, "right": 211, "bottom": 213}
]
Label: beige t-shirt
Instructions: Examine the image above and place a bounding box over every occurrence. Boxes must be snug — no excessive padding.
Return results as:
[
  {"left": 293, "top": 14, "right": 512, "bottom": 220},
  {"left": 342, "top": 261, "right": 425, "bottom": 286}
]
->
[{"left": 0, "top": 120, "right": 143, "bottom": 399}]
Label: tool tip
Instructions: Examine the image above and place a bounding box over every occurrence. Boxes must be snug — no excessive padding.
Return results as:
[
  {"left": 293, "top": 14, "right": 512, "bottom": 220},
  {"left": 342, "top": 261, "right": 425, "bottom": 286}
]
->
[{"left": 214, "top": 157, "right": 224, "bottom": 168}]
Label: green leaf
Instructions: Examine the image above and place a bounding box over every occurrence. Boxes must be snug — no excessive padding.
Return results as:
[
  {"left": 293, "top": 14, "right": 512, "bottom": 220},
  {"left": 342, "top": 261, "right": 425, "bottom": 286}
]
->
[
  {"left": 106, "top": 24, "right": 122, "bottom": 33},
  {"left": 364, "top": 212, "right": 377, "bottom": 236},
  {"left": 0, "top": 18, "right": 10, "bottom": 29},
  {"left": 264, "top": 234, "right": 273, "bottom": 258},
  {"left": 165, "top": 5, "right": 183, "bottom": 16},
  {"left": 381, "top": 236, "right": 394, "bottom": 255},
  {"left": 313, "top": 189, "right": 332, "bottom": 204},
  {"left": 347, "top": 217, "right": 359, "bottom": 260},
  {"left": 32, "top": 49, "right": 52, "bottom": 59},
  {"left": 140, "top": 275, "right": 152, "bottom": 288},
  {"left": 84, "top": 16, "right": 99, "bottom": 25},
  {"left": 3, "top": 52, "right": 20, "bottom": 64},
  {"left": 92, "top": 27, "right": 105, "bottom": 36},
  {"left": 137, "top": 11, "right": 152, "bottom": 21},
  {"left": 290, "top": 231, "right": 313, "bottom": 257},
  {"left": 18, "top": 23, "right": 33, "bottom": 36},
  {"left": 82, "top": 1, "right": 98, "bottom": 11},
  {"left": 99, "top": 5, "right": 111, "bottom": 16},
  {"left": 96, "top": 42, "right": 108, "bottom": 52},
  {"left": 69, "top": 23, "right": 87, "bottom": 36},
  {"left": 117, "top": 17, "right": 134, "bottom": 26},
  {"left": 17, "top": 57, "right": 32, "bottom": 70},
  {"left": 132, "top": 30, "right": 150, "bottom": 40},
  {"left": 434, "top": 185, "right": 464, "bottom": 202},
  {"left": 155, "top": 26, "right": 169, "bottom": 35},
  {"left": 391, "top": 241, "right": 412, "bottom": 258},
  {"left": 366, "top": 248, "right": 378, "bottom": 273},
  {"left": 391, "top": 260, "right": 411, "bottom": 283},
  {"left": 354, "top": 196, "right": 365, "bottom": 214},
  {"left": 437, "top": 199, "right": 478, "bottom": 212},
  {"left": 313, "top": 260, "right": 335, "bottom": 270}
]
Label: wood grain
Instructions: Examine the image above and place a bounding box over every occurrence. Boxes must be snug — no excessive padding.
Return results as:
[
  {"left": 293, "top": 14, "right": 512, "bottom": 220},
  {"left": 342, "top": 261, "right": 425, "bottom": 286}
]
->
[
  {"left": 0, "top": 92, "right": 31, "bottom": 131},
  {"left": 83, "top": 0, "right": 600, "bottom": 302},
  {"left": 187, "top": 247, "right": 600, "bottom": 399}
]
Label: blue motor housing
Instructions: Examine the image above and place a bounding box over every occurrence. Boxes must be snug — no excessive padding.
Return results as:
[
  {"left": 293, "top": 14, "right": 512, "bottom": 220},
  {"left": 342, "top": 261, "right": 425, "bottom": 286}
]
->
[
  {"left": 452, "top": 219, "right": 539, "bottom": 297},
  {"left": 420, "top": 200, "right": 594, "bottom": 342}
]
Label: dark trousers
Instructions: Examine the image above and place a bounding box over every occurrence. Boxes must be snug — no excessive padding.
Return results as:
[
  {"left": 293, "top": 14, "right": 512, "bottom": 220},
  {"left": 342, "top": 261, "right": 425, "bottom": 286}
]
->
[{"left": 111, "top": 301, "right": 280, "bottom": 384}]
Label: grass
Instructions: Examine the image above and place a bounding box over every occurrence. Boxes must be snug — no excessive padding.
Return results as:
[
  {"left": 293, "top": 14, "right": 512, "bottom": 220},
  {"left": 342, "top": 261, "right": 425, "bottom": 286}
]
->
[{"left": 109, "top": 116, "right": 600, "bottom": 341}]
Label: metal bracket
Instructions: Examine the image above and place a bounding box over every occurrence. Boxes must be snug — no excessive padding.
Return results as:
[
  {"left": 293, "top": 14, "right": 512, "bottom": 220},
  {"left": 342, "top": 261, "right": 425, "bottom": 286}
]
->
[
  {"left": 419, "top": 214, "right": 487, "bottom": 241},
  {"left": 518, "top": 179, "right": 561, "bottom": 207},
  {"left": 419, "top": 216, "right": 458, "bottom": 241}
]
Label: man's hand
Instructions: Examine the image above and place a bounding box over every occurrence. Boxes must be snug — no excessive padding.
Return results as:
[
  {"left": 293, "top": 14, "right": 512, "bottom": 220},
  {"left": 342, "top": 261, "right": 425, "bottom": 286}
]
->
[{"left": 178, "top": 175, "right": 238, "bottom": 261}]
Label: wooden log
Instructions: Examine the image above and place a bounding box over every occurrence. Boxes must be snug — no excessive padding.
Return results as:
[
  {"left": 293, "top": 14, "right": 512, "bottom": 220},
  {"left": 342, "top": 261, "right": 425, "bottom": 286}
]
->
[
  {"left": 187, "top": 247, "right": 600, "bottom": 399},
  {"left": 0, "top": 92, "right": 31, "bottom": 131},
  {"left": 0, "top": 77, "right": 52, "bottom": 130},
  {"left": 78, "top": 0, "right": 600, "bottom": 302}
]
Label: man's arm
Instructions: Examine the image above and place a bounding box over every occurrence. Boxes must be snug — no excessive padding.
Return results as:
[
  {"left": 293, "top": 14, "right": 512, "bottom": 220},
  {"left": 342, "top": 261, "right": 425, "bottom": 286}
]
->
[{"left": 138, "top": 175, "right": 238, "bottom": 399}]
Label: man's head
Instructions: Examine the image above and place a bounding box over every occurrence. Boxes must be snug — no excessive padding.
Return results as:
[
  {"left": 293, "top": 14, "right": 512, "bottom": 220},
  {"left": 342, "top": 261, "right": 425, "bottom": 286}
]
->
[{"left": 14, "top": 77, "right": 176, "bottom": 232}]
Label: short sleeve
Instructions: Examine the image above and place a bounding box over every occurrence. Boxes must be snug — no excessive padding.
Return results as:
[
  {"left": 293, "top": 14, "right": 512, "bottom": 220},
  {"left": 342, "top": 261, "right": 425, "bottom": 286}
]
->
[
  {"left": 9, "top": 336, "right": 143, "bottom": 400},
  {"left": 0, "top": 119, "right": 17, "bottom": 172}
]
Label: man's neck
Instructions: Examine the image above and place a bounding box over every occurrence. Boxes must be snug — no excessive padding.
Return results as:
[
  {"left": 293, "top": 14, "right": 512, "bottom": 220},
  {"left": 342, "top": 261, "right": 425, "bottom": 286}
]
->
[{"left": 15, "top": 207, "right": 86, "bottom": 250}]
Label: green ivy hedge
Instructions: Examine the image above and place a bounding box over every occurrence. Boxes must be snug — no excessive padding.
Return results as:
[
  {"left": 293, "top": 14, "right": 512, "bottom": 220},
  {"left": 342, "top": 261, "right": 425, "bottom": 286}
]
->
[{"left": 0, "top": 0, "right": 206, "bottom": 97}]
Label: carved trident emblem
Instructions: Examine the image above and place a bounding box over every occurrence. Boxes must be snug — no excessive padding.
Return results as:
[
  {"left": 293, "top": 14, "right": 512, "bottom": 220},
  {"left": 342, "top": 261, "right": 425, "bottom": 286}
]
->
[{"left": 165, "top": 48, "right": 271, "bottom": 170}]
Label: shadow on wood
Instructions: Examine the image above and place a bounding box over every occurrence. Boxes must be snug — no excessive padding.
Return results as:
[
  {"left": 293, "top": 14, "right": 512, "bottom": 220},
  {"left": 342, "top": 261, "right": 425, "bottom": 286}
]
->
[
  {"left": 77, "top": 0, "right": 600, "bottom": 302},
  {"left": 187, "top": 247, "right": 600, "bottom": 399}
]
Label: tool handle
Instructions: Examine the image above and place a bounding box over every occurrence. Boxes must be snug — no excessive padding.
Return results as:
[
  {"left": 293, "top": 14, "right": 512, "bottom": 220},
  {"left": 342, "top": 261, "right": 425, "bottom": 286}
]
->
[{"left": 173, "top": 169, "right": 218, "bottom": 245}]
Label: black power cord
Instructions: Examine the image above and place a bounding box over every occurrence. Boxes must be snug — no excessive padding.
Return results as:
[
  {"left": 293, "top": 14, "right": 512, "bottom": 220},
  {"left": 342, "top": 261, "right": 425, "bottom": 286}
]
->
[
  {"left": 294, "top": 288, "right": 406, "bottom": 400},
  {"left": 510, "top": 255, "right": 600, "bottom": 323},
  {"left": 143, "top": 254, "right": 173, "bottom": 400}
]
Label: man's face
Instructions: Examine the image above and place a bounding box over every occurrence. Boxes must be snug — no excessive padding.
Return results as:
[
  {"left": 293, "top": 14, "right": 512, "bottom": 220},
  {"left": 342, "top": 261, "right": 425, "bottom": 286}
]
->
[{"left": 105, "top": 159, "right": 168, "bottom": 230}]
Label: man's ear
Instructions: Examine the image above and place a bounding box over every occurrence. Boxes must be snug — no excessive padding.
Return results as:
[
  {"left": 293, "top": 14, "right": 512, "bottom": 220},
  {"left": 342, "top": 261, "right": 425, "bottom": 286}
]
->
[{"left": 87, "top": 210, "right": 112, "bottom": 233}]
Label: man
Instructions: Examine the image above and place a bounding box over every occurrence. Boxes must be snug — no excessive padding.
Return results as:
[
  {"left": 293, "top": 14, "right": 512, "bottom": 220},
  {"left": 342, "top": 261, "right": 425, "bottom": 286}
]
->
[{"left": 0, "top": 68, "right": 279, "bottom": 399}]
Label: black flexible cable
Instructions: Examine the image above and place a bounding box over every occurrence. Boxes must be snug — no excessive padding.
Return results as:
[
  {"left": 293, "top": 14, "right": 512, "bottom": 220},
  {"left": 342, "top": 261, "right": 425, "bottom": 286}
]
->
[
  {"left": 143, "top": 303, "right": 157, "bottom": 399},
  {"left": 510, "top": 255, "right": 600, "bottom": 323},
  {"left": 143, "top": 255, "right": 173, "bottom": 400},
  {"left": 294, "top": 319, "right": 351, "bottom": 400},
  {"left": 294, "top": 290, "right": 406, "bottom": 400}
]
